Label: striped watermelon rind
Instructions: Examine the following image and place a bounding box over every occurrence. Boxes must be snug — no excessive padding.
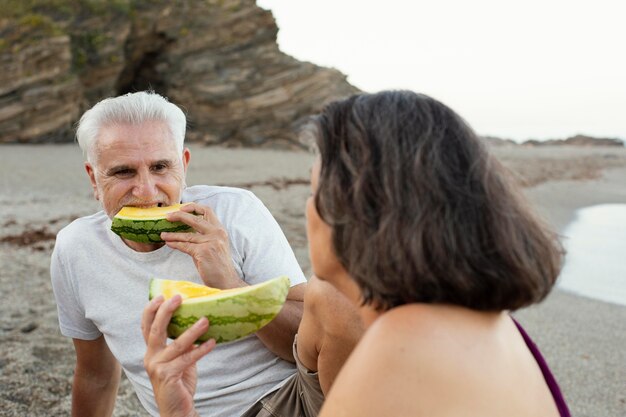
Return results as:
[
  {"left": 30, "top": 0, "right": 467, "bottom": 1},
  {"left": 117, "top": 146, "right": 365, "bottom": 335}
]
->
[
  {"left": 149, "top": 275, "right": 291, "bottom": 344},
  {"left": 111, "top": 204, "right": 193, "bottom": 243}
]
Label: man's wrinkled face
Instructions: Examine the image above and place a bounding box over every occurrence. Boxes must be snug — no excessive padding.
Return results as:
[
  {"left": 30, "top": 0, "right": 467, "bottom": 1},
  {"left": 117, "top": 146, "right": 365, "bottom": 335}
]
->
[{"left": 85, "top": 120, "right": 190, "bottom": 219}]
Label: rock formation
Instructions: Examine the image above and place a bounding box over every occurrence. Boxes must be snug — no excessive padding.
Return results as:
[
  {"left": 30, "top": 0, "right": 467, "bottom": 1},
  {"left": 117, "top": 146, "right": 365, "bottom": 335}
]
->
[
  {"left": 483, "top": 134, "right": 624, "bottom": 148},
  {"left": 0, "top": 0, "right": 359, "bottom": 147},
  {"left": 523, "top": 134, "right": 624, "bottom": 147}
]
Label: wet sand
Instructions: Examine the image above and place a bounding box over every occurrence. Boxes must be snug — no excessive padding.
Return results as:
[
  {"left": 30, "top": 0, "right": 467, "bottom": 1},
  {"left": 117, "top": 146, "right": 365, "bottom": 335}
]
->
[{"left": 0, "top": 144, "right": 625, "bottom": 416}]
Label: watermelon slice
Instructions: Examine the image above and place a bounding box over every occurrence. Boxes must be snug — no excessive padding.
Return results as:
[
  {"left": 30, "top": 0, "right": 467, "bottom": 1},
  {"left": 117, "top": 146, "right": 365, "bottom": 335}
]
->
[
  {"left": 111, "top": 203, "right": 193, "bottom": 243},
  {"left": 149, "top": 275, "right": 291, "bottom": 344}
]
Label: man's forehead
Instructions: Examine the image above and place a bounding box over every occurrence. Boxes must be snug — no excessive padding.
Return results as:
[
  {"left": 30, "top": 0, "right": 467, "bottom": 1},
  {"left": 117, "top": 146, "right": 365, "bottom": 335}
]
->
[
  {"left": 96, "top": 144, "right": 178, "bottom": 164},
  {"left": 95, "top": 123, "right": 178, "bottom": 157},
  {"left": 98, "top": 121, "right": 172, "bottom": 143}
]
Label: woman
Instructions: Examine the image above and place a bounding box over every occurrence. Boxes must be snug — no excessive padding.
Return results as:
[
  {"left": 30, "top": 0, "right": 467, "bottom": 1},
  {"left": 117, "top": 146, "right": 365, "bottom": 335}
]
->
[
  {"left": 307, "top": 91, "right": 569, "bottom": 416},
  {"left": 143, "top": 91, "right": 570, "bottom": 416}
]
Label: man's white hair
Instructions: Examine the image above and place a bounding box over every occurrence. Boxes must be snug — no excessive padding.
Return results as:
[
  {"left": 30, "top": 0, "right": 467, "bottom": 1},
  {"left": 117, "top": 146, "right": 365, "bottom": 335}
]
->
[{"left": 76, "top": 91, "right": 187, "bottom": 164}]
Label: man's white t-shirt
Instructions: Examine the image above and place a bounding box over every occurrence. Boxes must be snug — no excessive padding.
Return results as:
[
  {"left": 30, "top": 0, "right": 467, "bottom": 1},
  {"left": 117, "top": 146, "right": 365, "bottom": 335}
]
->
[{"left": 51, "top": 186, "right": 307, "bottom": 417}]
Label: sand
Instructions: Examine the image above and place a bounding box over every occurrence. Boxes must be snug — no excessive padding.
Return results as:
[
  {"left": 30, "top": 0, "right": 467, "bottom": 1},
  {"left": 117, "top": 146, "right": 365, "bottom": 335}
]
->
[{"left": 0, "top": 143, "right": 625, "bottom": 416}]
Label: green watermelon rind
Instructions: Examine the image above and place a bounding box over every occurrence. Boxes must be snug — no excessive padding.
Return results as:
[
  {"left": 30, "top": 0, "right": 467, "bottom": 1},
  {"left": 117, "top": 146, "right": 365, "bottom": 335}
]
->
[
  {"left": 150, "top": 275, "right": 291, "bottom": 344},
  {"left": 111, "top": 217, "right": 193, "bottom": 243}
]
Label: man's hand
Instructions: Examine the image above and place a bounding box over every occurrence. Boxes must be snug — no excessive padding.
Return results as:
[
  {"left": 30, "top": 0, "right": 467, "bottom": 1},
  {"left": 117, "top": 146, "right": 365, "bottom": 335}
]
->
[
  {"left": 142, "top": 295, "right": 216, "bottom": 417},
  {"left": 162, "top": 203, "right": 244, "bottom": 289},
  {"left": 162, "top": 202, "right": 305, "bottom": 361}
]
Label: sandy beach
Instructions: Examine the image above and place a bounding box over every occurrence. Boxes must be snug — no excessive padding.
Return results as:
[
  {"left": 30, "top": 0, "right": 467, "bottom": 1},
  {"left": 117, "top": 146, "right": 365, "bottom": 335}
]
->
[{"left": 0, "top": 143, "right": 625, "bottom": 416}]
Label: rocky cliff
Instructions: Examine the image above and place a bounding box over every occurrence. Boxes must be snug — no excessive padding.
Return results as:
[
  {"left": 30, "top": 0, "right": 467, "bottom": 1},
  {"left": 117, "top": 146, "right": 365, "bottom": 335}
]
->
[
  {"left": 523, "top": 134, "right": 624, "bottom": 147},
  {"left": 0, "top": 0, "right": 359, "bottom": 146},
  {"left": 484, "top": 134, "right": 624, "bottom": 148}
]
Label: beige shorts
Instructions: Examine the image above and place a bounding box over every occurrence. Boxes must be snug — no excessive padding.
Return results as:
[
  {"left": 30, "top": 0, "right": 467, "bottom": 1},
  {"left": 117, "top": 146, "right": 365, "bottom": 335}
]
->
[{"left": 240, "top": 336, "right": 324, "bottom": 417}]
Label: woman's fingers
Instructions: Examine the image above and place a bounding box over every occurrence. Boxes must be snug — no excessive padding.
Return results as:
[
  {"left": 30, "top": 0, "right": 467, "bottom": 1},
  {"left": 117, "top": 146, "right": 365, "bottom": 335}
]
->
[
  {"left": 146, "top": 319, "right": 216, "bottom": 378},
  {"left": 143, "top": 295, "right": 216, "bottom": 374},
  {"left": 148, "top": 339, "right": 216, "bottom": 385},
  {"left": 183, "top": 338, "right": 216, "bottom": 365},
  {"left": 159, "top": 323, "right": 217, "bottom": 371},
  {"left": 143, "top": 295, "right": 215, "bottom": 359},
  {"left": 158, "top": 317, "right": 212, "bottom": 363},
  {"left": 141, "top": 295, "right": 164, "bottom": 344},
  {"left": 146, "top": 295, "right": 183, "bottom": 348}
]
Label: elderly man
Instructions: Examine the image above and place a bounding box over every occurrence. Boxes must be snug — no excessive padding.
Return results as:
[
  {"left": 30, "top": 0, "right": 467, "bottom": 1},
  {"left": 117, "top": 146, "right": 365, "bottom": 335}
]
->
[{"left": 51, "top": 91, "right": 318, "bottom": 416}]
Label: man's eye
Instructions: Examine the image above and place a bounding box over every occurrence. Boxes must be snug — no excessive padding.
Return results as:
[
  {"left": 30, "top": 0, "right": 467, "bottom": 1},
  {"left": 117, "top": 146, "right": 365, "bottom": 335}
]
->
[
  {"left": 152, "top": 164, "right": 167, "bottom": 172},
  {"left": 115, "top": 169, "right": 133, "bottom": 177}
]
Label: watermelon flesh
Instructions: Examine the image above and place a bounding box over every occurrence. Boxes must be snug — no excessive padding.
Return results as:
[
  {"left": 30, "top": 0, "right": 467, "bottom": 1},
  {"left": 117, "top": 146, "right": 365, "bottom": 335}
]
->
[
  {"left": 149, "top": 276, "right": 291, "bottom": 344},
  {"left": 111, "top": 203, "right": 193, "bottom": 243}
]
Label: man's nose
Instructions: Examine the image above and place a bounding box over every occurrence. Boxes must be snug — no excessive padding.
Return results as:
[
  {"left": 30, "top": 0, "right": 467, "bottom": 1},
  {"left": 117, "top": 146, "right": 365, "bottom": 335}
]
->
[{"left": 132, "top": 173, "right": 158, "bottom": 200}]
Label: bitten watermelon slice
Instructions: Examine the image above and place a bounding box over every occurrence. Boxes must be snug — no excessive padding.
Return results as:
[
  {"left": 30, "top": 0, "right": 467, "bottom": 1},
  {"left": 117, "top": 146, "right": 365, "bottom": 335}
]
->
[
  {"left": 149, "top": 276, "right": 291, "bottom": 344},
  {"left": 111, "top": 203, "right": 193, "bottom": 243}
]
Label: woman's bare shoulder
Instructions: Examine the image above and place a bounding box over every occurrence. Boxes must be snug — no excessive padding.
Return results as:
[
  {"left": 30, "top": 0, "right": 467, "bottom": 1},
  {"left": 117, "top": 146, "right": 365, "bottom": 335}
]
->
[
  {"left": 367, "top": 303, "right": 473, "bottom": 346},
  {"left": 319, "top": 304, "right": 476, "bottom": 417}
]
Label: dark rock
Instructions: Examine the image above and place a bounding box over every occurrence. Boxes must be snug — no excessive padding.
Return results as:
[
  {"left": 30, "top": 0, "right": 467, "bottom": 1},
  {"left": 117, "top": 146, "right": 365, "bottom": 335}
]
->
[
  {"left": 523, "top": 135, "right": 624, "bottom": 147},
  {"left": 481, "top": 136, "right": 518, "bottom": 146},
  {"left": 484, "top": 134, "right": 625, "bottom": 148},
  {"left": 0, "top": 0, "right": 359, "bottom": 147},
  {"left": 20, "top": 322, "right": 38, "bottom": 333},
  {"left": 0, "top": 227, "right": 57, "bottom": 247}
]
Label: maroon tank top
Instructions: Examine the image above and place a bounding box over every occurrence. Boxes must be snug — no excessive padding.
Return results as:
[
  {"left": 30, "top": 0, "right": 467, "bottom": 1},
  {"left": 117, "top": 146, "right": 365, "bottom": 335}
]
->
[{"left": 512, "top": 318, "right": 571, "bottom": 417}]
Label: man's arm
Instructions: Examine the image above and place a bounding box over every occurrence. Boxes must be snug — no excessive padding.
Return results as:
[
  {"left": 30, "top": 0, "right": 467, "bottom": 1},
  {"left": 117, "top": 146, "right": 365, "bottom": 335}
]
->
[
  {"left": 254, "top": 282, "right": 306, "bottom": 362},
  {"left": 162, "top": 203, "right": 306, "bottom": 361},
  {"left": 295, "top": 276, "right": 364, "bottom": 394},
  {"left": 72, "top": 336, "right": 121, "bottom": 417}
]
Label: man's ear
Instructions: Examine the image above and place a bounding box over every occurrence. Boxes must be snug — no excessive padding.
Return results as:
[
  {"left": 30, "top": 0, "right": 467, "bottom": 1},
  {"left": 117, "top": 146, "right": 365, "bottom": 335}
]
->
[
  {"left": 182, "top": 147, "right": 191, "bottom": 172},
  {"left": 85, "top": 162, "right": 99, "bottom": 201}
]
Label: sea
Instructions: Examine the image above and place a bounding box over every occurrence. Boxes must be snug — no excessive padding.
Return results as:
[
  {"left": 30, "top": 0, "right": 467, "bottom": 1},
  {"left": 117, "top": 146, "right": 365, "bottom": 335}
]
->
[{"left": 556, "top": 204, "right": 626, "bottom": 306}]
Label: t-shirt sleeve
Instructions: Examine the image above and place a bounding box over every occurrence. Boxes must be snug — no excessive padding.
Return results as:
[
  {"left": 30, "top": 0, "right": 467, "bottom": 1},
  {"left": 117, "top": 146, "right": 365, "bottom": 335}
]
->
[
  {"left": 50, "top": 237, "right": 102, "bottom": 340},
  {"left": 228, "top": 192, "right": 307, "bottom": 287}
]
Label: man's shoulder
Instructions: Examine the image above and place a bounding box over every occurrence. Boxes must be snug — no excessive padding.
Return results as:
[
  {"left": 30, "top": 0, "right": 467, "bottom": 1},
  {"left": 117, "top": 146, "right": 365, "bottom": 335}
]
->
[
  {"left": 183, "top": 185, "right": 279, "bottom": 235},
  {"left": 55, "top": 211, "right": 108, "bottom": 246},
  {"left": 183, "top": 185, "right": 258, "bottom": 204}
]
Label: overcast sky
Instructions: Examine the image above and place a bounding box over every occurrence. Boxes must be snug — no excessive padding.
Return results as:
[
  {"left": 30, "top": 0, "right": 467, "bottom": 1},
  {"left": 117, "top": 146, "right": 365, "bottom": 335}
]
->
[{"left": 258, "top": 0, "right": 626, "bottom": 142}]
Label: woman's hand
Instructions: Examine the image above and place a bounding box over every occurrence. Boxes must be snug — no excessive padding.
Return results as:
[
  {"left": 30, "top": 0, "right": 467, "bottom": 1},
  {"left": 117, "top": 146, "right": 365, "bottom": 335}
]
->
[
  {"left": 162, "top": 203, "right": 245, "bottom": 290},
  {"left": 142, "top": 295, "right": 216, "bottom": 417}
]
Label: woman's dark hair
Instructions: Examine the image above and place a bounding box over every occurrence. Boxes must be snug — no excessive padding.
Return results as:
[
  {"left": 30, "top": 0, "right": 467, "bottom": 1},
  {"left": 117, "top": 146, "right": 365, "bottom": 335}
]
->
[{"left": 312, "top": 90, "right": 563, "bottom": 311}]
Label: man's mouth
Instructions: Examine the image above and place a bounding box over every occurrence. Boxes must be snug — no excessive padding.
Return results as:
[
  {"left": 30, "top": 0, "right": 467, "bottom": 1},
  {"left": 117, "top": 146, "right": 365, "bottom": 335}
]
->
[{"left": 124, "top": 202, "right": 165, "bottom": 209}]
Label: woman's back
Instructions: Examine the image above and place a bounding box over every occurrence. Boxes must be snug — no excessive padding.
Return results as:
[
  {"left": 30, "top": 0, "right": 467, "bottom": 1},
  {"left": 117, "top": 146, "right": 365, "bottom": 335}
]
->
[{"left": 321, "top": 304, "right": 562, "bottom": 417}]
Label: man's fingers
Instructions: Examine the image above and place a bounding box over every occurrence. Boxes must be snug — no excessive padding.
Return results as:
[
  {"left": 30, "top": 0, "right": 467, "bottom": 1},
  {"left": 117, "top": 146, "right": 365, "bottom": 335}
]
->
[
  {"left": 179, "top": 202, "right": 220, "bottom": 224},
  {"left": 166, "top": 211, "right": 214, "bottom": 234},
  {"left": 178, "top": 203, "right": 197, "bottom": 214},
  {"left": 161, "top": 230, "right": 206, "bottom": 243},
  {"left": 195, "top": 203, "right": 221, "bottom": 224},
  {"left": 141, "top": 295, "right": 164, "bottom": 344},
  {"left": 166, "top": 203, "right": 223, "bottom": 234},
  {"left": 161, "top": 230, "right": 227, "bottom": 250},
  {"left": 162, "top": 240, "right": 194, "bottom": 256}
]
